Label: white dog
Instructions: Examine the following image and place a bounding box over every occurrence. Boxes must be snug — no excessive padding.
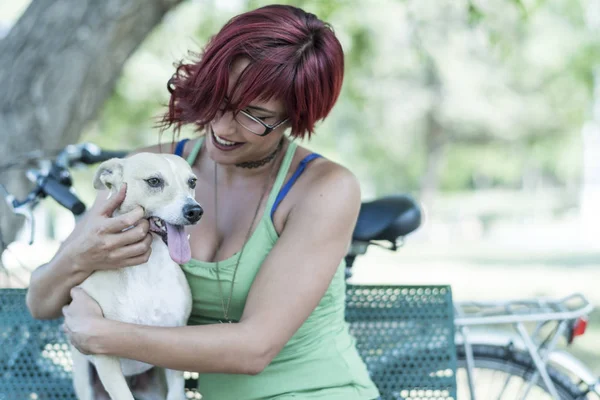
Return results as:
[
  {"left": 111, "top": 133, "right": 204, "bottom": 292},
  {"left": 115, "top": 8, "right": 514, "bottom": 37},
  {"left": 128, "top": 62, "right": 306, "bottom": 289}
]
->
[{"left": 70, "top": 153, "right": 202, "bottom": 400}]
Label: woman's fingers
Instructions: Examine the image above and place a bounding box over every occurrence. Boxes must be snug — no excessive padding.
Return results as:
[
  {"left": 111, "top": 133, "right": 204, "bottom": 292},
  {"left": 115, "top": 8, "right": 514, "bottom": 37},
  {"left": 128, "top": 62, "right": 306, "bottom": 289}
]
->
[
  {"left": 70, "top": 287, "right": 84, "bottom": 299},
  {"left": 103, "top": 206, "right": 146, "bottom": 234},
  {"left": 106, "top": 218, "right": 150, "bottom": 247},
  {"left": 99, "top": 184, "right": 127, "bottom": 217},
  {"left": 76, "top": 184, "right": 155, "bottom": 270},
  {"left": 108, "top": 234, "right": 153, "bottom": 263},
  {"left": 120, "top": 250, "right": 154, "bottom": 268}
]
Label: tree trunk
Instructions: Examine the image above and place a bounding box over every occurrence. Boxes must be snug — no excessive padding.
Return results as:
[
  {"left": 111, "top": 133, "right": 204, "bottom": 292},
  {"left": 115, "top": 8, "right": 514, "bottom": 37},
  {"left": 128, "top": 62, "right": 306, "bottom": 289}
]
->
[{"left": 0, "top": 0, "right": 183, "bottom": 261}]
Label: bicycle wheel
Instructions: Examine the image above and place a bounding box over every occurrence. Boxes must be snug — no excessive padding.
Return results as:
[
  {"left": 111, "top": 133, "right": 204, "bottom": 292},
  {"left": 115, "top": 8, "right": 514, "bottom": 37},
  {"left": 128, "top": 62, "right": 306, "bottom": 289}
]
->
[{"left": 456, "top": 344, "right": 598, "bottom": 400}]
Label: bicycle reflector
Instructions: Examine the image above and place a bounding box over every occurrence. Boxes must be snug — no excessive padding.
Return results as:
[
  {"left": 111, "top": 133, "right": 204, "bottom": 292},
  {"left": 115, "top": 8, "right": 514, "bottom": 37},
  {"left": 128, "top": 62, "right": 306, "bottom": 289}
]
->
[{"left": 567, "top": 317, "right": 588, "bottom": 344}]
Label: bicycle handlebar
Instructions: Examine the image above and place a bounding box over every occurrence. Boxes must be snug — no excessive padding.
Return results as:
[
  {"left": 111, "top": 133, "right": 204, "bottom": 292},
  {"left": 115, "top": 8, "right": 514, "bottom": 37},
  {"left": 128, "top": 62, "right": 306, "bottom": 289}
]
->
[
  {"left": 2, "top": 142, "right": 129, "bottom": 221},
  {"left": 78, "top": 144, "right": 128, "bottom": 165},
  {"left": 40, "top": 175, "right": 86, "bottom": 216},
  {"left": 55, "top": 143, "right": 128, "bottom": 167}
]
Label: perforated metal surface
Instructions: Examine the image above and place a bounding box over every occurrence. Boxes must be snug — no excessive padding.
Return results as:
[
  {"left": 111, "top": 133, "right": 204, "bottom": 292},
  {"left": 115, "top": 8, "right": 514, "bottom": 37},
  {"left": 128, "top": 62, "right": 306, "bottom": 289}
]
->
[
  {"left": 0, "top": 289, "right": 75, "bottom": 400},
  {"left": 345, "top": 285, "right": 457, "bottom": 400},
  {"left": 1, "top": 286, "right": 456, "bottom": 400}
]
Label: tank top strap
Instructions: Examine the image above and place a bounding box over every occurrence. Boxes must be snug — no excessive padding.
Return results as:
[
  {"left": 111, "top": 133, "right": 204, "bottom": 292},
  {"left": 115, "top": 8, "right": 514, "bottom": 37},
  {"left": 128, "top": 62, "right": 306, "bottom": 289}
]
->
[
  {"left": 265, "top": 140, "right": 298, "bottom": 211},
  {"left": 174, "top": 138, "right": 189, "bottom": 157},
  {"left": 186, "top": 137, "right": 204, "bottom": 166}
]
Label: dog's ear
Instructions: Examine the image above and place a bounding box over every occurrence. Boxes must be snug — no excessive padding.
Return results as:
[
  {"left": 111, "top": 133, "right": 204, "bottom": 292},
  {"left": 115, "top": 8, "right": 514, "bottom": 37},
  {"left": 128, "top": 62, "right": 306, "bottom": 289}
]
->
[{"left": 93, "top": 158, "right": 124, "bottom": 191}]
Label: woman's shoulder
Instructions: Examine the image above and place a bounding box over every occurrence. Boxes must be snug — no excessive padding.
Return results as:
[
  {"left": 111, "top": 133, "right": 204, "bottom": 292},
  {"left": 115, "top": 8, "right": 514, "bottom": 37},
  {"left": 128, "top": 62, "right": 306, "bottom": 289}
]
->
[
  {"left": 291, "top": 144, "right": 361, "bottom": 206},
  {"left": 276, "top": 143, "right": 361, "bottom": 233}
]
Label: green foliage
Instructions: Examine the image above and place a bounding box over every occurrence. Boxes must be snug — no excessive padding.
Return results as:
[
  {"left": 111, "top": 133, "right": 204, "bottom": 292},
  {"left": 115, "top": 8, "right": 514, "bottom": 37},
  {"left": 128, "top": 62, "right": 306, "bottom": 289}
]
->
[{"left": 79, "top": 0, "right": 597, "bottom": 197}]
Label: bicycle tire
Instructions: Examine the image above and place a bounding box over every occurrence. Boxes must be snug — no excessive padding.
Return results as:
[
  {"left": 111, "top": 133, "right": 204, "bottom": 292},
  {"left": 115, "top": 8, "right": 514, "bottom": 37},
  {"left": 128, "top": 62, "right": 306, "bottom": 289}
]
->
[{"left": 456, "top": 344, "right": 597, "bottom": 399}]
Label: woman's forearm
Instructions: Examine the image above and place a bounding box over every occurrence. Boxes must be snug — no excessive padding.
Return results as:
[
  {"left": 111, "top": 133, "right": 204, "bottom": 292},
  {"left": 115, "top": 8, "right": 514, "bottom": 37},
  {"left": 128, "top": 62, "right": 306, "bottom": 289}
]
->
[
  {"left": 26, "top": 242, "right": 90, "bottom": 320},
  {"left": 94, "top": 320, "right": 270, "bottom": 375}
]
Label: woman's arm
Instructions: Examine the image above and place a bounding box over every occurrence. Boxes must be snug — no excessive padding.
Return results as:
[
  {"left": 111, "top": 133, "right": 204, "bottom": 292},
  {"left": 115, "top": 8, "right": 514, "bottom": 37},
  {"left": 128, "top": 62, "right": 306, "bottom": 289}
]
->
[
  {"left": 65, "top": 163, "right": 361, "bottom": 374},
  {"left": 27, "top": 143, "right": 169, "bottom": 319},
  {"left": 27, "top": 243, "right": 94, "bottom": 320},
  {"left": 80, "top": 317, "right": 263, "bottom": 374},
  {"left": 27, "top": 186, "right": 150, "bottom": 319}
]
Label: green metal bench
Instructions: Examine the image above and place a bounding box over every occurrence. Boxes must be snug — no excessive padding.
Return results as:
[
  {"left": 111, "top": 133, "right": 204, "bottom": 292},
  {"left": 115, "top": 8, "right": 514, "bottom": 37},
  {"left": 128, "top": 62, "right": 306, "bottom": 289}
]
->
[{"left": 0, "top": 285, "right": 456, "bottom": 400}]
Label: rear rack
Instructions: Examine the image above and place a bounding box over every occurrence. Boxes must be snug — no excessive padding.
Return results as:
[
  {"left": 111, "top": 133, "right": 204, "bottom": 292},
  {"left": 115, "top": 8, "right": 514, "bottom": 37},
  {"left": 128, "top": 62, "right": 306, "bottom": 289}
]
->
[
  {"left": 454, "top": 293, "right": 592, "bottom": 326},
  {"left": 454, "top": 293, "right": 594, "bottom": 400}
]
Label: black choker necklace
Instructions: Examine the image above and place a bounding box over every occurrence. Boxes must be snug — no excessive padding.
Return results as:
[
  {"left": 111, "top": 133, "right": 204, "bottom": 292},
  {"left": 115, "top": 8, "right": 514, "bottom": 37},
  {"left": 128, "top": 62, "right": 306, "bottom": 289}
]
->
[{"left": 235, "top": 138, "right": 284, "bottom": 169}]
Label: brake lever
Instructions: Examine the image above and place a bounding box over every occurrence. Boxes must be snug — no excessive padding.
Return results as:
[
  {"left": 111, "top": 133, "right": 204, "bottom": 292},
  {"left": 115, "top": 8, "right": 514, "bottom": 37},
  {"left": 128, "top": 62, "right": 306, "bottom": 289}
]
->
[
  {"left": 57, "top": 142, "right": 99, "bottom": 168},
  {"left": 23, "top": 209, "right": 36, "bottom": 246},
  {"left": 0, "top": 183, "right": 38, "bottom": 245}
]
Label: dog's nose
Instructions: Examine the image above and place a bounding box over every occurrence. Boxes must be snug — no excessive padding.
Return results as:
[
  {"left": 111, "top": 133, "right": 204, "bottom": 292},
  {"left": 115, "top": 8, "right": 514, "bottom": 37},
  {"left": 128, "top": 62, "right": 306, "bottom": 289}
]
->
[{"left": 183, "top": 204, "right": 203, "bottom": 223}]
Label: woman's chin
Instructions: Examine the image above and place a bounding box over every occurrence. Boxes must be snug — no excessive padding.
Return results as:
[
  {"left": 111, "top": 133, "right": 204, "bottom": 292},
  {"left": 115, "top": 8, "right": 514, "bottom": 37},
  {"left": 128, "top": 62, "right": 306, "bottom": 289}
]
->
[{"left": 206, "top": 144, "right": 244, "bottom": 165}]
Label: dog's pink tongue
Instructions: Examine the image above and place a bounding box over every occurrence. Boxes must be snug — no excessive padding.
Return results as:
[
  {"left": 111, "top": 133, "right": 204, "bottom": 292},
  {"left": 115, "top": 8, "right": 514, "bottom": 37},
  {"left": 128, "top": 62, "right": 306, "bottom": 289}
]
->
[{"left": 166, "top": 223, "right": 191, "bottom": 264}]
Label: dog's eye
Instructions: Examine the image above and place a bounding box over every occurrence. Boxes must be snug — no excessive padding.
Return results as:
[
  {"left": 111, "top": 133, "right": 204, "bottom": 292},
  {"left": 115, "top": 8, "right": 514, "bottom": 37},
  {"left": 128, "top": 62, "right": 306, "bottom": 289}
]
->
[
  {"left": 145, "top": 177, "right": 163, "bottom": 188},
  {"left": 188, "top": 178, "right": 197, "bottom": 189}
]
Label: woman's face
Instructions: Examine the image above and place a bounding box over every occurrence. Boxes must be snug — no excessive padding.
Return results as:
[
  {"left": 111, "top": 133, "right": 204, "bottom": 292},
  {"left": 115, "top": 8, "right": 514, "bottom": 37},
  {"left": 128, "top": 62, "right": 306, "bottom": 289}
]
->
[{"left": 207, "top": 58, "right": 288, "bottom": 166}]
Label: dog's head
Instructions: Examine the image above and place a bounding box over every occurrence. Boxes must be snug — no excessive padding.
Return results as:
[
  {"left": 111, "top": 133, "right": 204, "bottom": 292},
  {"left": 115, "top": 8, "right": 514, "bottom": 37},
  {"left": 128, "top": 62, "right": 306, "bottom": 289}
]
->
[{"left": 93, "top": 152, "right": 203, "bottom": 264}]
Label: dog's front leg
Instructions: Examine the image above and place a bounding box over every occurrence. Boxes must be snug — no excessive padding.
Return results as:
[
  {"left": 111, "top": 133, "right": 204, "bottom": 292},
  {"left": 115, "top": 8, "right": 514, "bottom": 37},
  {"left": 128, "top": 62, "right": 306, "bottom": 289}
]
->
[
  {"left": 91, "top": 354, "right": 135, "bottom": 400},
  {"left": 164, "top": 368, "right": 187, "bottom": 400},
  {"left": 71, "top": 345, "right": 94, "bottom": 400}
]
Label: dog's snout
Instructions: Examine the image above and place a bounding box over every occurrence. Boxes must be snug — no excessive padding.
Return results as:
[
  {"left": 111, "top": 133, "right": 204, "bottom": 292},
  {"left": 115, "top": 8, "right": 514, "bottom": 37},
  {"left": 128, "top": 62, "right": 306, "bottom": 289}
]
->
[{"left": 183, "top": 204, "right": 203, "bottom": 223}]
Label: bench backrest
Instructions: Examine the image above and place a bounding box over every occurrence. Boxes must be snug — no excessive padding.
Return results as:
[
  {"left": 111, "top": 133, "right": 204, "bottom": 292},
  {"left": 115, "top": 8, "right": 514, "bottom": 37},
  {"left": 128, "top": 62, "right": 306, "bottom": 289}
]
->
[
  {"left": 345, "top": 284, "right": 457, "bottom": 400},
  {"left": 0, "top": 286, "right": 456, "bottom": 400},
  {"left": 0, "top": 289, "right": 73, "bottom": 400}
]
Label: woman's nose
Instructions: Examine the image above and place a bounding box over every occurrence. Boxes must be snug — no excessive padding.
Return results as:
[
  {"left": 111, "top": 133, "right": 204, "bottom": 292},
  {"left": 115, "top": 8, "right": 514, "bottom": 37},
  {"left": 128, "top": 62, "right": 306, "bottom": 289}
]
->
[{"left": 214, "top": 110, "right": 237, "bottom": 134}]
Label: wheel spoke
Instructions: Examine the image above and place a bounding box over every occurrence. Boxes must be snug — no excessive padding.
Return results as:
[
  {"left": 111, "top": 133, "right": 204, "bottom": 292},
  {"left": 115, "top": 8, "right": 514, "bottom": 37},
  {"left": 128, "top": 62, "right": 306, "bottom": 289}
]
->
[
  {"left": 457, "top": 346, "right": 582, "bottom": 400},
  {"left": 495, "top": 370, "right": 513, "bottom": 400}
]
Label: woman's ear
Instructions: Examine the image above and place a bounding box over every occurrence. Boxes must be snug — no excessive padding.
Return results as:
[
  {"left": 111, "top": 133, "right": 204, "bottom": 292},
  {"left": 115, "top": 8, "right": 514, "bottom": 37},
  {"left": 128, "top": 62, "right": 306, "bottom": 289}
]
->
[{"left": 93, "top": 158, "right": 124, "bottom": 193}]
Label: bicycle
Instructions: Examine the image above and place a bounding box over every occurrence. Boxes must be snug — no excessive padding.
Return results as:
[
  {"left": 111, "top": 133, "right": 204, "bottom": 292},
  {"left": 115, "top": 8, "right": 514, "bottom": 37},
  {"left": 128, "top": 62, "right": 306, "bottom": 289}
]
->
[
  {"left": 346, "top": 200, "right": 599, "bottom": 399},
  {"left": 0, "top": 142, "right": 598, "bottom": 400}
]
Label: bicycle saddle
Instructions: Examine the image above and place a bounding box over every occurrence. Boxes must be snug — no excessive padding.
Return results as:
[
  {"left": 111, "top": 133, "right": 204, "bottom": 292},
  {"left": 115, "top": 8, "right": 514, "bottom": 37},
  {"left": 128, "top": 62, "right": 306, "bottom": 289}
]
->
[{"left": 352, "top": 195, "right": 422, "bottom": 242}]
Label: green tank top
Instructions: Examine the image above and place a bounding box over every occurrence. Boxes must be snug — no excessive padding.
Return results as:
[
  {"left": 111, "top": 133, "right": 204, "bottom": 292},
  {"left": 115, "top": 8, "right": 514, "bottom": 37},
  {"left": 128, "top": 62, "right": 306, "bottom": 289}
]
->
[{"left": 180, "top": 138, "right": 380, "bottom": 400}]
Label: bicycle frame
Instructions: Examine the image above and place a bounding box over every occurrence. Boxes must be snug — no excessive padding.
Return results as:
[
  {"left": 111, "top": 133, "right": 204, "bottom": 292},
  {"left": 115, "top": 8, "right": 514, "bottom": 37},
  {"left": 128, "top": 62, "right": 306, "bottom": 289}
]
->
[{"left": 454, "top": 293, "right": 596, "bottom": 400}]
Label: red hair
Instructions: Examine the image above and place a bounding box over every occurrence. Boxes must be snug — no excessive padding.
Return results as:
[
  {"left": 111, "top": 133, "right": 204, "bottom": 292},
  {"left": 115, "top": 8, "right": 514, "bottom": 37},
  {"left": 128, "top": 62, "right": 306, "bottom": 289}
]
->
[{"left": 161, "top": 4, "right": 344, "bottom": 139}]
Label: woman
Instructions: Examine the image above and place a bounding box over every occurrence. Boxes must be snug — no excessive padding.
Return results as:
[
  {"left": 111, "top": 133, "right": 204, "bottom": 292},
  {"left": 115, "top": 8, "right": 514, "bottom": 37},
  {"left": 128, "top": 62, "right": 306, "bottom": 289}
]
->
[{"left": 26, "top": 4, "right": 380, "bottom": 400}]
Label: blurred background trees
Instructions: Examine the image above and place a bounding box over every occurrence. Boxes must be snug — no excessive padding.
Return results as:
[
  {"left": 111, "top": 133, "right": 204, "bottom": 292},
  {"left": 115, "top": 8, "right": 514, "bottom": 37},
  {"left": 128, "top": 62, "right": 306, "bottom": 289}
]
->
[
  {"left": 74, "top": 0, "right": 599, "bottom": 239},
  {"left": 1, "top": 0, "right": 599, "bottom": 370},
  {"left": 0, "top": 0, "right": 183, "bottom": 249},
  {"left": 3, "top": 0, "right": 593, "bottom": 202},
  {"left": 20, "top": 0, "right": 592, "bottom": 211}
]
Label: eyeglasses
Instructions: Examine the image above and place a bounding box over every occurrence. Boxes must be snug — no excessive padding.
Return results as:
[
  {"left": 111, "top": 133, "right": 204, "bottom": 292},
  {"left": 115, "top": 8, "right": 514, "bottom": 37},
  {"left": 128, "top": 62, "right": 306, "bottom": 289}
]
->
[{"left": 219, "top": 98, "right": 288, "bottom": 136}]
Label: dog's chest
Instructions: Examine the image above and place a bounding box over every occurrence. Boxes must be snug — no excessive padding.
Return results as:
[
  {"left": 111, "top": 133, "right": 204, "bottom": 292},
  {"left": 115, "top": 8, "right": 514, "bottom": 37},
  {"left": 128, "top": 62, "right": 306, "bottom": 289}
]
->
[
  {"left": 122, "top": 270, "right": 190, "bottom": 327},
  {"left": 88, "top": 239, "right": 192, "bottom": 327}
]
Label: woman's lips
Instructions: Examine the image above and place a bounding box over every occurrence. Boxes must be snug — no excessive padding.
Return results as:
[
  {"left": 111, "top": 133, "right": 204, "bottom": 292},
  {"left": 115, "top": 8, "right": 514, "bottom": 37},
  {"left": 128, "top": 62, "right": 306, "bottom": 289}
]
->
[{"left": 210, "top": 128, "right": 244, "bottom": 151}]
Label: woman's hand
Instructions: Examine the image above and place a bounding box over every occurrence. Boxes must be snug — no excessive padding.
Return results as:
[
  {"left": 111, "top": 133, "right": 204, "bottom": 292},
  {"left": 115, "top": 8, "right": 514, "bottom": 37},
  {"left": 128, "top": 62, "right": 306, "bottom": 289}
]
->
[
  {"left": 66, "top": 184, "right": 153, "bottom": 274},
  {"left": 62, "top": 288, "right": 107, "bottom": 355}
]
